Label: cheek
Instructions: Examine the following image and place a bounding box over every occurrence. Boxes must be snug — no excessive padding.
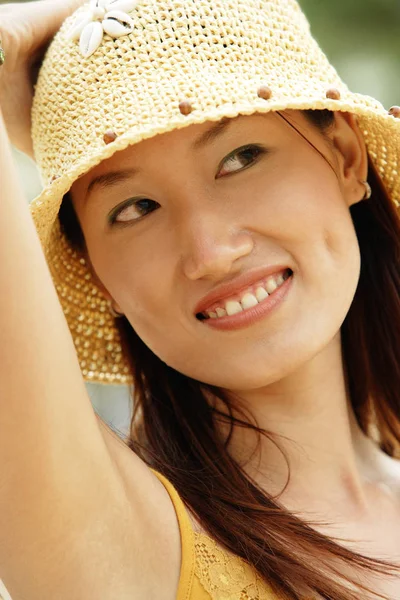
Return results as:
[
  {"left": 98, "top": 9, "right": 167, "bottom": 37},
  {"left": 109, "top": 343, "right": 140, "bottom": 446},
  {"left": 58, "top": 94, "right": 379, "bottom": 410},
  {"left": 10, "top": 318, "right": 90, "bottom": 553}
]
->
[
  {"left": 254, "top": 167, "right": 359, "bottom": 269},
  {"left": 86, "top": 235, "right": 159, "bottom": 315},
  {"left": 89, "top": 240, "right": 182, "bottom": 360},
  {"left": 82, "top": 167, "right": 361, "bottom": 390},
  {"left": 276, "top": 180, "right": 361, "bottom": 321}
]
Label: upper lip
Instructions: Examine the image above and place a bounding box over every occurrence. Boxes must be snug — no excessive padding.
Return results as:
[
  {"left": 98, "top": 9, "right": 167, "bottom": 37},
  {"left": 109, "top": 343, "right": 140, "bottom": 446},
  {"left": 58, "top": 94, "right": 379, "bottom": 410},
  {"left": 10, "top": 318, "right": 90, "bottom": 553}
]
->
[{"left": 194, "top": 265, "right": 291, "bottom": 315}]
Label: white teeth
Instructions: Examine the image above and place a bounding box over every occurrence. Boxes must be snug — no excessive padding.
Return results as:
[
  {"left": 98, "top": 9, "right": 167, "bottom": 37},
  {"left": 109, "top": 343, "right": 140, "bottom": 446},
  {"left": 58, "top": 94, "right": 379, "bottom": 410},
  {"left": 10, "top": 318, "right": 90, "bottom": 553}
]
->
[
  {"left": 225, "top": 300, "right": 243, "bottom": 316},
  {"left": 241, "top": 292, "right": 258, "bottom": 310},
  {"left": 202, "top": 271, "right": 291, "bottom": 321},
  {"left": 255, "top": 286, "right": 269, "bottom": 302},
  {"left": 265, "top": 277, "right": 278, "bottom": 294}
]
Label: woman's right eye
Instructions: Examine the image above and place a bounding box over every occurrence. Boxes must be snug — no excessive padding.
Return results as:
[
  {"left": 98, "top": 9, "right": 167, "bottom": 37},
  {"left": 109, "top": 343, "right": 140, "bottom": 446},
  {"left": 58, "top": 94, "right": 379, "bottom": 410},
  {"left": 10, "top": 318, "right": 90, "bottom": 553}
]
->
[{"left": 109, "top": 198, "right": 160, "bottom": 225}]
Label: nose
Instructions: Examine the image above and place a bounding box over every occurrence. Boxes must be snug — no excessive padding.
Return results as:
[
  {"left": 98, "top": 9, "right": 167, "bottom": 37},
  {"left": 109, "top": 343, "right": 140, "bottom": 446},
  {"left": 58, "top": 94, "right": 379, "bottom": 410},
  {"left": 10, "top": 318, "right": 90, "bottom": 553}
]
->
[{"left": 179, "top": 210, "right": 254, "bottom": 281}]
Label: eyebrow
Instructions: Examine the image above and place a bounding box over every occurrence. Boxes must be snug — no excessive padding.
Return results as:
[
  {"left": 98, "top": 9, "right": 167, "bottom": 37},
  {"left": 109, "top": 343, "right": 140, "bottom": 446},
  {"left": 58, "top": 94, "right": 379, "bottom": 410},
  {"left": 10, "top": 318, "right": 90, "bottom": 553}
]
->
[
  {"left": 84, "top": 118, "right": 234, "bottom": 203},
  {"left": 191, "top": 117, "right": 233, "bottom": 150},
  {"left": 85, "top": 169, "right": 139, "bottom": 204}
]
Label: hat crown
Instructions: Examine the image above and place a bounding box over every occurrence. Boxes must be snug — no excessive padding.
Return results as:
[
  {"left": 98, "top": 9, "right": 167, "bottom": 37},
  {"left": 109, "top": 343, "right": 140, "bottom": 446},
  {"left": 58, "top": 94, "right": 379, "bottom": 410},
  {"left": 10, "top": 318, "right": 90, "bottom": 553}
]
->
[{"left": 32, "top": 0, "right": 344, "bottom": 185}]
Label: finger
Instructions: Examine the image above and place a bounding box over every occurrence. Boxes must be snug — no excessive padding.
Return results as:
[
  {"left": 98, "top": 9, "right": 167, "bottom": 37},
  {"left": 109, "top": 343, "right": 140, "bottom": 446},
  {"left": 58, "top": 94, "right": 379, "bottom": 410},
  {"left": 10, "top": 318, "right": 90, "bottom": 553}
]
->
[
  {"left": 20, "top": 0, "right": 87, "bottom": 53},
  {"left": 40, "top": 0, "right": 88, "bottom": 31},
  {"left": 28, "top": 0, "right": 87, "bottom": 83}
]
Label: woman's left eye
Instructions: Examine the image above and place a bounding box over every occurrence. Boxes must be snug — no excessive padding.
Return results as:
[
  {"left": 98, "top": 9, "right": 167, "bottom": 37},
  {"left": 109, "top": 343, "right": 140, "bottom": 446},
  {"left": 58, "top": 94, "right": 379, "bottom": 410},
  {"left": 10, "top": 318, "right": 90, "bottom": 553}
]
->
[{"left": 217, "top": 144, "right": 265, "bottom": 178}]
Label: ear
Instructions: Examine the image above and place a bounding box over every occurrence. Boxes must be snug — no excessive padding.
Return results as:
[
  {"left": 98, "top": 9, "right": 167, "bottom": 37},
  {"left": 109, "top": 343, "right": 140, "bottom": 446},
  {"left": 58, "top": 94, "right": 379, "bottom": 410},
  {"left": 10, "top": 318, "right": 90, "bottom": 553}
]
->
[
  {"left": 83, "top": 252, "right": 124, "bottom": 314},
  {"left": 330, "top": 112, "right": 369, "bottom": 207}
]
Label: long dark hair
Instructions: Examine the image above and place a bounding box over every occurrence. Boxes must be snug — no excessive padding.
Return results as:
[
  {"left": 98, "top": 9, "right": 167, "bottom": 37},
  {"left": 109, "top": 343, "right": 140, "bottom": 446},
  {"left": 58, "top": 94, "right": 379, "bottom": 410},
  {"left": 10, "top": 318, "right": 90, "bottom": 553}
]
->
[{"left": 59, "top": 110, "right": 400, "bottom": 599}]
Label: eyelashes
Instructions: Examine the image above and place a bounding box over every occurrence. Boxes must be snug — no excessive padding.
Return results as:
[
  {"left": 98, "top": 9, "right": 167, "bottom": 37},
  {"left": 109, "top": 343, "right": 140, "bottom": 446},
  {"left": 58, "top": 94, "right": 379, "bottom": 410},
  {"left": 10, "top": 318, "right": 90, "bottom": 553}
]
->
[
  {"left": 108, "top": 143, "right": 267, "bottom": 226},
  {"left": 108, "top": 198, "right": 159, "bottom": 225},
  {"left": 217, "top": 144, "right": 265, "bottom": 178}
]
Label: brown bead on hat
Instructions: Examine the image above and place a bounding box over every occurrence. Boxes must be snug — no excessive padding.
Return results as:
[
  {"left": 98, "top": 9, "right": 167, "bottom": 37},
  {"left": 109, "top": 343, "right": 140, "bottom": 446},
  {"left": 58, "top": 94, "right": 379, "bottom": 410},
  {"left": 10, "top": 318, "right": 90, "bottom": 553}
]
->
[
  {"left": 103, "top": 130, "right": 118, "bottom": 144},
  {"left": 389, "top": 106, "right": 400, "bottom": 118},
  {"left": 257, "top": 86, "right": 273, "bottom": 101},
  {"left": 326, "top": 88, "right": 341, "bottom": 100},
  {"left": 179, "top": 101, "right": 194, "bottom": 116},
  {"left": 30, "top": 0, "right": 400, "bottom": 385}
]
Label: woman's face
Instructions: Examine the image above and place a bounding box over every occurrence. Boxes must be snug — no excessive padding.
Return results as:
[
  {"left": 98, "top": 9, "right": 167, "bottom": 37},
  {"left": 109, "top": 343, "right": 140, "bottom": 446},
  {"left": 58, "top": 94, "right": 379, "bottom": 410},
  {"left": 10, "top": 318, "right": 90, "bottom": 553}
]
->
[{"left": 71, "top": 111, "right": 366, "bottom": 390}]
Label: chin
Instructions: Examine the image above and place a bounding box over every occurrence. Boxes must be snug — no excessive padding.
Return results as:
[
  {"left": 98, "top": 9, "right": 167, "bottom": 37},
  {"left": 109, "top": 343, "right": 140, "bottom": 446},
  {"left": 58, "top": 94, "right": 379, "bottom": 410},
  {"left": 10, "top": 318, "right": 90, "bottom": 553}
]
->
[
  {"left": 175, "top": 350, "right": 305, "bottom": 390},
  {"left": 184, "top": 330, "right": 339, "bottom": 390}
]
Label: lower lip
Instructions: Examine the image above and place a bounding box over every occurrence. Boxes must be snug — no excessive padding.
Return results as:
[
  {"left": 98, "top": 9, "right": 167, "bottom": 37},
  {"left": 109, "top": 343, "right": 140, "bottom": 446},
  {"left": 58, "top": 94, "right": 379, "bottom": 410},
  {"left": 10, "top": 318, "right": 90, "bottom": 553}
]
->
[{"left": 201, "top": 273, "right": 293, "bottom": 331}]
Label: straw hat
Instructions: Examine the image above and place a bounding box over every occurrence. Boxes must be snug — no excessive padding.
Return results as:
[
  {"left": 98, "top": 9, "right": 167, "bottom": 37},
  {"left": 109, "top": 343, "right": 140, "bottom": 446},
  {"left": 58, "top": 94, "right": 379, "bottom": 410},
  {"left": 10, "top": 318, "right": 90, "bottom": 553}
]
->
[{"left": 30, "top": 0, "right": 400, "bottom": 385}]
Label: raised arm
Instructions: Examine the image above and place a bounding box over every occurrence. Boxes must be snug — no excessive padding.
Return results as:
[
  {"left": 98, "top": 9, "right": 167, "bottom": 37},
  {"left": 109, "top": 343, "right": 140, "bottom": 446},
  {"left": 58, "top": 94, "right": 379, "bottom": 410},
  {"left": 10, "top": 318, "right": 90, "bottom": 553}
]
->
[
  {"left": 0, "top": 9, "right": 156, "bottom": 598},
  {"left": 0, "top": 100, "right": 133, "bottom": 600}
]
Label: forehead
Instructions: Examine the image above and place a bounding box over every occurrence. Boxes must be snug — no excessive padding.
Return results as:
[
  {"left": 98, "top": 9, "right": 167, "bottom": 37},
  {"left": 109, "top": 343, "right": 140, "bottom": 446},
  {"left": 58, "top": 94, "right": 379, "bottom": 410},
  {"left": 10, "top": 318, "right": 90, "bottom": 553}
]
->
[{"left": 71, "top": 110, "right": 310, "bottom": 195}]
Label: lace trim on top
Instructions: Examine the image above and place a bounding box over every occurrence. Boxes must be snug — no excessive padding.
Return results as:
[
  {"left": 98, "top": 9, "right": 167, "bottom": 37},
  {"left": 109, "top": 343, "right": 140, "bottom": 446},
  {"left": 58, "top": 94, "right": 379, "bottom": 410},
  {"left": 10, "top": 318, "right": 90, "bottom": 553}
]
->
[
  {"left": 194, "top": 532, "right": 279, "bottom": 600},
  {"left": 150, "top": 468, "right": 280, "bottom": 600}
]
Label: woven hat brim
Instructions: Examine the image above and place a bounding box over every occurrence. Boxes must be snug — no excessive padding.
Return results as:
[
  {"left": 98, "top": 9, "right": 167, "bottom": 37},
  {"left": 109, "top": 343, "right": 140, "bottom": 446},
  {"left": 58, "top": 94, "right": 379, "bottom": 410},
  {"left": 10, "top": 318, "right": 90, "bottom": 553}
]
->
[{"left": 30, "top": 95, "right": 400, "bottom": 385}]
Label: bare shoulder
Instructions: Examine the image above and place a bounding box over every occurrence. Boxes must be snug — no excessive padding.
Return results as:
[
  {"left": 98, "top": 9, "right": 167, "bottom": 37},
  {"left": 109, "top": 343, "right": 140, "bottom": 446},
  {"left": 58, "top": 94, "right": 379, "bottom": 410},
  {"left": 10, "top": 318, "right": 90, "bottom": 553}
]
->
[
  {"left": 2, "top": 414, "right": 182, "bottom": 600},
  {"left": 95, "top": 414, "right": 182, "bottom": 527},
  {"left": 93, "top": 416, "right": 183, "bottom": 597}
]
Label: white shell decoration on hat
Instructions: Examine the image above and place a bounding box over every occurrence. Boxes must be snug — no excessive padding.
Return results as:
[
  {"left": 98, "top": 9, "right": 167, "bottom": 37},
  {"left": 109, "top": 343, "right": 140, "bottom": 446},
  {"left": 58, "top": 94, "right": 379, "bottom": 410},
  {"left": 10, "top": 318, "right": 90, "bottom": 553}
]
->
[{"left": 67, "top": 0, "right": 139, "bottom": 58}]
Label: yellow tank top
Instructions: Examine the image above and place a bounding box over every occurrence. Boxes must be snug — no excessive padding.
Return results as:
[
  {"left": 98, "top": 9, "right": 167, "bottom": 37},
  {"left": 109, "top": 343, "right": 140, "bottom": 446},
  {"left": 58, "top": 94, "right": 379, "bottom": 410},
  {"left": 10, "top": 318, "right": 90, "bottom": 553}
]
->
[{"left": 150, "top": 468, "right": 280, "bottom": 600}]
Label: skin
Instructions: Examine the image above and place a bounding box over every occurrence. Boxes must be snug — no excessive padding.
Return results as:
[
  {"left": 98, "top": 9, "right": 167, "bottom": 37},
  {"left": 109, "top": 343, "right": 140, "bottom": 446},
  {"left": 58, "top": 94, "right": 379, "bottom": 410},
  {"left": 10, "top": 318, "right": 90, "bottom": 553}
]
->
[
  {"left": 1, "top": 2, "right": 398, "bottom": 596},
  {"left": 0, "top": 0, "right": 85, "bottom": 156},
  {"left": 71, "top": 111, "right": 400, "bottom": 591},
  {"left": 71, "top": 110, "right": 364, "bottom": 390}
]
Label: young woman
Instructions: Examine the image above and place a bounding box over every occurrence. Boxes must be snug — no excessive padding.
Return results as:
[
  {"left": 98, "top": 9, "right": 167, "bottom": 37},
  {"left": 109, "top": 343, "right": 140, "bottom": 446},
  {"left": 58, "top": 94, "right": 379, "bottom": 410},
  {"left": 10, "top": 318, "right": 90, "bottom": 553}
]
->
[{"left": 0, "top": 0, "right": 400, "bottom": 599}]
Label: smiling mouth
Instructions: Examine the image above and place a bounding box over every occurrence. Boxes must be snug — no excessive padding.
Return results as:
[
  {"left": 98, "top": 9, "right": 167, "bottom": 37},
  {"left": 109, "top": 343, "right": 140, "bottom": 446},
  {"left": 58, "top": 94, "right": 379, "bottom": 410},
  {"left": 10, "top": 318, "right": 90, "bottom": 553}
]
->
[{"left": 196, "top": 268, "right": 293, "bottom": 321}]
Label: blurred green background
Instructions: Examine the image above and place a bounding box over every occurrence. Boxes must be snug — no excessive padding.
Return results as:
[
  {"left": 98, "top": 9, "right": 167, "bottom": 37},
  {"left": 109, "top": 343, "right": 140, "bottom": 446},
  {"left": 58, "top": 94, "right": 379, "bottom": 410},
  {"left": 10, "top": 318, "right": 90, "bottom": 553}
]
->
[
  {"left": 0, "top": 2, "right": 398, "bottom": 596},
  {"left": 5, "top": 0, "right": 400, "bottom": 443}
]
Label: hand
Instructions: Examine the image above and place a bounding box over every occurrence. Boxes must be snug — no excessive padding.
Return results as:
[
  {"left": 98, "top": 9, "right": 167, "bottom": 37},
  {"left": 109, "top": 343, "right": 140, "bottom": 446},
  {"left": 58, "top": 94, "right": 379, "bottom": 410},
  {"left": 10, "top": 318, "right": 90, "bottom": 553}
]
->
[{"left": 0, "top": 0, "right": 85, "bottom": 158}]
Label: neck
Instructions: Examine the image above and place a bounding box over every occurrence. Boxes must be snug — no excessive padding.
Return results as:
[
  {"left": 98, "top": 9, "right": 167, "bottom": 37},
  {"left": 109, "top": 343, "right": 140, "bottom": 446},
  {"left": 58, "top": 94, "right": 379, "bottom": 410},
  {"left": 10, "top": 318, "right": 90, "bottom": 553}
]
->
[{"left": 219, "top": 333, "right": 393, "bottom": 520}]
